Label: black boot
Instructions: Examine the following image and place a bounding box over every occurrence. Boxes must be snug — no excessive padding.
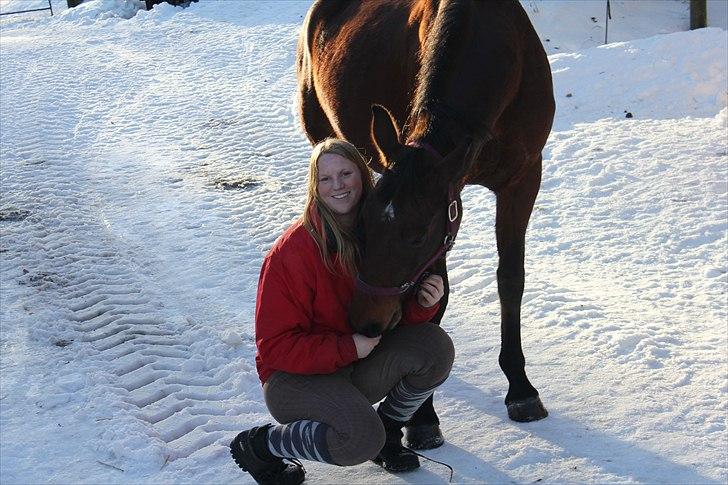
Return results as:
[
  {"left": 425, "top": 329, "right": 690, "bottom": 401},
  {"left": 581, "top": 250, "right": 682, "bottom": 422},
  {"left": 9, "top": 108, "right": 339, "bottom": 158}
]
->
[
  {"left": 405, "top": 395, "right": 444, "bottom": 450},
  {"left": 372, "top": 408, "right": 420, "bottom": 472},
  {"left": 230, "top": 424, "right": 306, "bottom": 485},
  {"left": 404, "top": 424, "right": 444, "bottom": 450}
]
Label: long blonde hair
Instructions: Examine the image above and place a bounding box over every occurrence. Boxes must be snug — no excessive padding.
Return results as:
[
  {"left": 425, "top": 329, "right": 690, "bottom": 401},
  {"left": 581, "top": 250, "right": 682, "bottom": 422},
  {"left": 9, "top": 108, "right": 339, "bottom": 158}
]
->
[{"left": 302, "top": 138, "right": 374, "bottom": 276}]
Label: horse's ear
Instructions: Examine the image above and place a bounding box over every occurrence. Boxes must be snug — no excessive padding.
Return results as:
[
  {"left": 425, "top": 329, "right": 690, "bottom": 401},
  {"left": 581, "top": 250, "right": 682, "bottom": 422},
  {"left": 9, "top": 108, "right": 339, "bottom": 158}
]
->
[{"left": 370, "top": 105, "right": 403, "bottom": 169}]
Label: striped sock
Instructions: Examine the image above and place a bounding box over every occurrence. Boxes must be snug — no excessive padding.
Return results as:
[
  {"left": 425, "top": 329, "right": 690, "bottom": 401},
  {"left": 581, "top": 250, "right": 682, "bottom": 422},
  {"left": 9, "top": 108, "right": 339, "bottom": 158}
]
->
[
  {"left": 266, "top": 420, "right": 334, "bottom": 464},
  {"left": 378, "top": 378, "right": 440, "bottom": 423}
]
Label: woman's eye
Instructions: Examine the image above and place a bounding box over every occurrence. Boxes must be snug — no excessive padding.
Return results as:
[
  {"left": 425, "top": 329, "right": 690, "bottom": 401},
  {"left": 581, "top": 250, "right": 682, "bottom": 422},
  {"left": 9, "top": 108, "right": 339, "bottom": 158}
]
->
[{"left": 319, "top": 177, "right": 330, "bottom": 183}]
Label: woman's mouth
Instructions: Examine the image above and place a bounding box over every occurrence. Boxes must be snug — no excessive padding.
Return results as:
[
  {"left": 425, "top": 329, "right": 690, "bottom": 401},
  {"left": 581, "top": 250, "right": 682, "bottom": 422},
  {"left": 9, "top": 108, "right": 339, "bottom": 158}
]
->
[{"left": 332, "top": 191, "right": 350, "bottom": 200}]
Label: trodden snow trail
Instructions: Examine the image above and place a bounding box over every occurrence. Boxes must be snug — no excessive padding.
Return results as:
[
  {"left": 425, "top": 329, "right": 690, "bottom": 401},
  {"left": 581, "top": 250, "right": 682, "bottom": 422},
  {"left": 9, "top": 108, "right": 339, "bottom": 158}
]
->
[
  {"left": 1, "top": 2, "right": 726, "bottom": 484},
  {"left": 1, "top": 7, "right": 314, "bottom": 482}
]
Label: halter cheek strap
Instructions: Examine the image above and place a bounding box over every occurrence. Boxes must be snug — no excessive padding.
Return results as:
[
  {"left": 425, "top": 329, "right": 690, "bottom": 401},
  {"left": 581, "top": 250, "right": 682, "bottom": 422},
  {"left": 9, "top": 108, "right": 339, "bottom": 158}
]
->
[
  {"left": 408, "top": 140, "right": 443, "bottom": 161},
  {"left": 355, "top": 141, "right": 463, "bottom": 297}
]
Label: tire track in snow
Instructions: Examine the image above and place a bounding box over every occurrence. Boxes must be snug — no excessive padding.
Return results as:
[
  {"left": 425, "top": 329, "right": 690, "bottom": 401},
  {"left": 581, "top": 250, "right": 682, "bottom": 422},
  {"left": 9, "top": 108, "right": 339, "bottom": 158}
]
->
[
  {"left": 0, "top": 20, "right": 306, "bottom": 473},
  {"left": 1, "top": 154, "right": 264, "bottom": 469}
]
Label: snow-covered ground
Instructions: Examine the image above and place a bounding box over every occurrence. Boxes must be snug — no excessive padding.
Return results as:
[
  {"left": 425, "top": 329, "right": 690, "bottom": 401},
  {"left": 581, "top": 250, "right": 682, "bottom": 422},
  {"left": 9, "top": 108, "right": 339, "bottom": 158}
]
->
[{"left": 1, "top": 1, "right": 726, "bottom": 483}]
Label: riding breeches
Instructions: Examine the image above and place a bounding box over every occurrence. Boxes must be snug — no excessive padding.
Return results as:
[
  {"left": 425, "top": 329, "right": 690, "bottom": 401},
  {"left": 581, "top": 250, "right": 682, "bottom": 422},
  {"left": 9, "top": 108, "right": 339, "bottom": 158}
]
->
[{"left": 263, "top": 322, "right": 455, "bottom": 466}]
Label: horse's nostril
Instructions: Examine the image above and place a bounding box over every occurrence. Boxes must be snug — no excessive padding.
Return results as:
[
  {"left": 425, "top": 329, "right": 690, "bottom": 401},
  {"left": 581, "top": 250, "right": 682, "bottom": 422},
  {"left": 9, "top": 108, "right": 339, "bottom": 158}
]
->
[
  {"left": 362, "top": 324, "right": 381, "bottom": 338},
  {"left": 386, "top": 309, "right": 402, "bottom": 331}
]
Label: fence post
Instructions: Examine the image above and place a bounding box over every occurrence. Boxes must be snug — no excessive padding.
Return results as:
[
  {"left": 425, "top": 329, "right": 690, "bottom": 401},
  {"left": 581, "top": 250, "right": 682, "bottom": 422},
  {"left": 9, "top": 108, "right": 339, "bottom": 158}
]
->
[{"left": 690, "top": 0, "right": 707, "bottom": 29}]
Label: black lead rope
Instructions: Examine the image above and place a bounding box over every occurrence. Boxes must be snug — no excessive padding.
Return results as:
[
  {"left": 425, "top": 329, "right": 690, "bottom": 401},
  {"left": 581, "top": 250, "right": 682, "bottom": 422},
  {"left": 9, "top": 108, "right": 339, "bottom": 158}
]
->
[{"left": 404, "top": 446, "right": 454, "bottom": 483}]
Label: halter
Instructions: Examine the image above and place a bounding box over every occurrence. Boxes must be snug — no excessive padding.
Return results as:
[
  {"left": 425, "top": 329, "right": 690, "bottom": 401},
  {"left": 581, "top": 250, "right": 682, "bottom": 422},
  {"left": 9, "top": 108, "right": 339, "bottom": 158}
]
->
[{"left": 355, "top": 141, "right": 463, "bottom": 297}]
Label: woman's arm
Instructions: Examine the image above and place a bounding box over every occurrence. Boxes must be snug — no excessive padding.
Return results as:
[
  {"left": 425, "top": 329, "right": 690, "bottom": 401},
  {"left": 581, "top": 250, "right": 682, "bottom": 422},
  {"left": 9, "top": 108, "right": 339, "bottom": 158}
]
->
[
  {"left": 255, "top": 254, "right": 358, "bottom": 375},
  {"left": 401, "top": 274, "right": 444, "bottom": 324}
]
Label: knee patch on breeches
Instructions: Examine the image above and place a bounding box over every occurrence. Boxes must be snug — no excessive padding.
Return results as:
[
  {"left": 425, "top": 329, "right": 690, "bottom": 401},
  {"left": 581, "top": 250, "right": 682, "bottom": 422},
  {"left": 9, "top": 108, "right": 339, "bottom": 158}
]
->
[{"left": 326, "top": 411, "right": 385, "bottom": 466}]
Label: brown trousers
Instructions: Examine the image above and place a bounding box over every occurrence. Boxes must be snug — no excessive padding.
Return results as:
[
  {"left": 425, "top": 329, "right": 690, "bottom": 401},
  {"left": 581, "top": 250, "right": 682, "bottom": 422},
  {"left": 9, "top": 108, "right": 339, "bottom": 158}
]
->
[{"left": 263, "top": 323, "right": 455, "bottom": 466}]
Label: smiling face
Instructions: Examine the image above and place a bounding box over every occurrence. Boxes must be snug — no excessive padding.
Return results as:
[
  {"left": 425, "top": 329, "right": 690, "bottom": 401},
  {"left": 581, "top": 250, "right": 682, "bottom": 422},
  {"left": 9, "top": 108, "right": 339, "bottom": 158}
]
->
[{"left": 317, "top": 153, "right": 364, "bottom": 217}]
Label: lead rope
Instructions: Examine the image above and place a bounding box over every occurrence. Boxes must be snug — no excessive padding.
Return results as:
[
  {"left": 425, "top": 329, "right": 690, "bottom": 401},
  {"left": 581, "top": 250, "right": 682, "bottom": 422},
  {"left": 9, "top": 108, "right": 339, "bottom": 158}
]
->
[
  {"left": 289, "top": 448, "right": 452, "bottom": 481},
  {"left": 403, "top": 446, "right": 454, "bottom": 483}
]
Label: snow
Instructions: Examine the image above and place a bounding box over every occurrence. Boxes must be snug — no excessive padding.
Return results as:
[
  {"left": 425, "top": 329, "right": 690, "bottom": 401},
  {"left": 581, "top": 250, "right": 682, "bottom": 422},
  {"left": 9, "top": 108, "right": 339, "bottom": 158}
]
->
[{"left": 1, "top": 0, "right": 726, "bottom": 483}]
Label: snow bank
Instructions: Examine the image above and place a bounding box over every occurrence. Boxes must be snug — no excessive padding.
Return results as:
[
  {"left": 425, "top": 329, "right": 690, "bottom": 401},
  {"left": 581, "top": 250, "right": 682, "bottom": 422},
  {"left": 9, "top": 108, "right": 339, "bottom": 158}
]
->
[{"left": 551, "top": 28, "right": 728, "bottom": 129}]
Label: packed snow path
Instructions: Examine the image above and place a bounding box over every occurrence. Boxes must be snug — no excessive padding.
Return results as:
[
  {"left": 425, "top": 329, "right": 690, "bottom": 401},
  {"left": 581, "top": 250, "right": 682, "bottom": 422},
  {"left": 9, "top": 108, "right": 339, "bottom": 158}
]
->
[{"left": 1, "top": 2, "right": 726, "bottom": 484}]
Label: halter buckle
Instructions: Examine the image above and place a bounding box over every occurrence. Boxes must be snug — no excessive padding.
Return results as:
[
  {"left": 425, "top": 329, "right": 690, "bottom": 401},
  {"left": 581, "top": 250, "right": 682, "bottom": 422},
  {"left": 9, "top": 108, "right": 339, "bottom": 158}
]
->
[
  {"left": 448, "top": 200, "right": 458, "bottom": 222},
  {"left": 444, "top": 234, "right": 455, "bottom": 250}
]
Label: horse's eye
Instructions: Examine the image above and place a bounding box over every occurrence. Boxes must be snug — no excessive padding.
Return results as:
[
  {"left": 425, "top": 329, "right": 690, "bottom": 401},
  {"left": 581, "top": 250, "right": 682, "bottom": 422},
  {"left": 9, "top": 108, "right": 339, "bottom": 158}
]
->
[{"left": 408, "top": 233, "right": 427, "bottom": 247}]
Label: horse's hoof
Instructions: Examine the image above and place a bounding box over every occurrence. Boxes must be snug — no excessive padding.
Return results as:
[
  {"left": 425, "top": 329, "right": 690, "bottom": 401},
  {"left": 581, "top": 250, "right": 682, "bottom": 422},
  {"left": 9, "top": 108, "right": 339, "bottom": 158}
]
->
[
  {"left": 507, "top": 396, "right": 548, "bottom": 422},
  {"left": 404, "top": 424, "right": 444, "bottom": 450}
]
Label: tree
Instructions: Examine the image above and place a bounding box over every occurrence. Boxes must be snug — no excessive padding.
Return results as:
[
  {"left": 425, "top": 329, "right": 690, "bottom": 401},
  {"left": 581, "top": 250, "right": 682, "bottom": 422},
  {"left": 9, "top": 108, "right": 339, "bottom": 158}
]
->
[{"left": 690, "top": 0, "right": 707, "bottom": 30}]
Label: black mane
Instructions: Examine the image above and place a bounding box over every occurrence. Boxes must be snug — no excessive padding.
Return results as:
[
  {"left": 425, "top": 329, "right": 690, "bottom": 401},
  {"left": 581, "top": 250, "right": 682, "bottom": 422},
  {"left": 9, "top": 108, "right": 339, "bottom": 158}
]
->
[{"left": 407, "top": 0, "right": 471, "bottom": 152}]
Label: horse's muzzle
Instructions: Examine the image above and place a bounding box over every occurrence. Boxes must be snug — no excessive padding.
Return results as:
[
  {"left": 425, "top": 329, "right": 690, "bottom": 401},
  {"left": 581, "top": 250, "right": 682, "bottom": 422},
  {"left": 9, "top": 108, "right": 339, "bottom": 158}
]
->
[
  {"left": 360, "top": 323, "right": 382, "bottom": 338},
  {"left": 359, "top": 306, "right": 402, "bottom": 337},
  {"left": 349, "top": 293, "right": 402, "bottom": 337}
]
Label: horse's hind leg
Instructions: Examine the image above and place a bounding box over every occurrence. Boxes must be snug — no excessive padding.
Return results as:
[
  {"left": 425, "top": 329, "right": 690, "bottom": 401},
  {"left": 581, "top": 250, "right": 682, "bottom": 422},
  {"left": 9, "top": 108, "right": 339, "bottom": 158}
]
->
[{"left": 496, "top": 156, "right": 548, "bottom": 422}]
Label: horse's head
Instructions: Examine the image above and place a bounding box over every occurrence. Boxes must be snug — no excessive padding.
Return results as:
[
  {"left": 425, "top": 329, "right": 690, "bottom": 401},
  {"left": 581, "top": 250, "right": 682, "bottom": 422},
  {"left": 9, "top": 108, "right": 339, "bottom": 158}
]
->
[{"left": 349, "top": 106, "right": 473, "bottom": 337}]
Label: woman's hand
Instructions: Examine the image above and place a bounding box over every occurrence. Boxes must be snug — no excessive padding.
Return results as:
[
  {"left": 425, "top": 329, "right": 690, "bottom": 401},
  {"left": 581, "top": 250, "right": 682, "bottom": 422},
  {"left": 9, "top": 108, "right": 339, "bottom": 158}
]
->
[
  {"left": 416, "top": 274, "right": 445, "bottom": 308},
  {"left": 352, "top": 333, "right": 382, "bottom": 359}
]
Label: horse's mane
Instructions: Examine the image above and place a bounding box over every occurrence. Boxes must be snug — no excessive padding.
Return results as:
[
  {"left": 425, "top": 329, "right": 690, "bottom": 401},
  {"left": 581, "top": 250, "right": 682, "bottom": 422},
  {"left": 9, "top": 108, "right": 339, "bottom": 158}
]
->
[
  {"left": 377, "top": 0, "right": 476, "bottom": 208},
  {"left": 407, "top": 0, "right": 471, "bottom": 150}
]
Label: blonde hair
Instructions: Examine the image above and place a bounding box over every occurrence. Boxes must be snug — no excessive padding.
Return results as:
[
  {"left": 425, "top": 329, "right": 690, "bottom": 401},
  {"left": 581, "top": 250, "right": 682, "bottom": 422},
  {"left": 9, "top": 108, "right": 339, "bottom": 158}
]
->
[{"left": 302, "top": 138, "right": 374, "bottom": 276}]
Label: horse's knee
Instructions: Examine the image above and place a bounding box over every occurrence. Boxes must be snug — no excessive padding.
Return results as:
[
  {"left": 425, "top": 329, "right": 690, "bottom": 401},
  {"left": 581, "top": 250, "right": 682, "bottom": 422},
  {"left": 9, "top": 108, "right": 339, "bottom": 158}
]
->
[{"left": 330, "top": 411, "right": 385, "bottom": 466}]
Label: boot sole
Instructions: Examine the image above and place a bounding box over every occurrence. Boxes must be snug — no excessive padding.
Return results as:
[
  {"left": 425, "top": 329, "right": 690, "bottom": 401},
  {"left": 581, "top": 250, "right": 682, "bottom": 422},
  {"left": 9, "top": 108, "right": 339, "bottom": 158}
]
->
[
  {"left": 229, "top": 434, "right": 250, "bottom": 472},
  {"left": 371, "top": 454, "right": 420, "bottom": 473},
  {"left": 230, "top": 433, "right": 306, "bottom": 485}
]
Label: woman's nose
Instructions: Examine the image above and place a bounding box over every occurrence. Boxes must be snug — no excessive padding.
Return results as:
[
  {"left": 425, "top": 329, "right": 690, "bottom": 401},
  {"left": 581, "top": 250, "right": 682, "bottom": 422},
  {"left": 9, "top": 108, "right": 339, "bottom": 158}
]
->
[{"left": 334, "top": 176, "right": 345, "bottom": 189}]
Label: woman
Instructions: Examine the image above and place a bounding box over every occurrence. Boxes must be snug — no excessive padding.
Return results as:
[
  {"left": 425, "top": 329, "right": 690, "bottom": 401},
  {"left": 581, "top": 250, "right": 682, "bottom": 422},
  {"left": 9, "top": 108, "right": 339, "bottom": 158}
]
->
[{"left": 230, "top": 138, "right": 454, "bottom": 485}]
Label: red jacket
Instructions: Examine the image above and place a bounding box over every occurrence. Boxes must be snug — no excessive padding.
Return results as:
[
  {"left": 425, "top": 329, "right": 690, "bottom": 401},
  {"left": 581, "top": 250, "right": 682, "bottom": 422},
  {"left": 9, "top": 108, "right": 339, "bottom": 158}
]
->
[{"left": 255, "top": 219, "right": 439, "bottom": 384}]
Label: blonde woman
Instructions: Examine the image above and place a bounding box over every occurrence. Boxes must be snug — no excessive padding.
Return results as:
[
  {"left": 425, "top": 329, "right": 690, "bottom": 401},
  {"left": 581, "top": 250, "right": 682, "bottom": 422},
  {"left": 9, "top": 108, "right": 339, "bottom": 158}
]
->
[{"left": 230, "top": 138, "right": 453, "bottom": 485}]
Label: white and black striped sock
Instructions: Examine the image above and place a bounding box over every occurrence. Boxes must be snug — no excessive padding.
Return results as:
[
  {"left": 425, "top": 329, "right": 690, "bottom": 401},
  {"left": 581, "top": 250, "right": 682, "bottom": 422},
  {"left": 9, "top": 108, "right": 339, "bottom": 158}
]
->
[
  {"left": 378, "top": 378, "right": 441, "bottom": 423},
  {"left": 266, "top": 420, "right": 335, "bottom": 464}
]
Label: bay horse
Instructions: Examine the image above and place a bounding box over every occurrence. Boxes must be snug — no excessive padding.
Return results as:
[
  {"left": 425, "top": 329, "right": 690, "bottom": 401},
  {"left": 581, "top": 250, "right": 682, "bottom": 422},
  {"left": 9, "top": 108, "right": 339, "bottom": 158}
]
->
[{"left": 296, "top": 0, "right": 555, "bottom": 446}]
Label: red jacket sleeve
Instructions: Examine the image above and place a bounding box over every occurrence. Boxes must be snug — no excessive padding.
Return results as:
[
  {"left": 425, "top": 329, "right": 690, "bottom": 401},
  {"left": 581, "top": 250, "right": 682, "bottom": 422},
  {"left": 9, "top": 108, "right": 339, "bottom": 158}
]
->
[
  {"left": 255, "top": 251, "right": 358, "bottom": 375},
  {"left": 401, "top": 297, "right": 440, "bottom": 325}
]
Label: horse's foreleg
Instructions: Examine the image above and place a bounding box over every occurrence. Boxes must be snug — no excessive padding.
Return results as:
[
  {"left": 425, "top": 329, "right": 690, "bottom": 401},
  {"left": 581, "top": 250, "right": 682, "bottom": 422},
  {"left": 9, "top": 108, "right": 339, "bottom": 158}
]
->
[
  {"left": 495, "top": 157, "right": 548, "bottom": 422},
  {"left": 404, "top": 258, "right": 448, "bottom": 449}
]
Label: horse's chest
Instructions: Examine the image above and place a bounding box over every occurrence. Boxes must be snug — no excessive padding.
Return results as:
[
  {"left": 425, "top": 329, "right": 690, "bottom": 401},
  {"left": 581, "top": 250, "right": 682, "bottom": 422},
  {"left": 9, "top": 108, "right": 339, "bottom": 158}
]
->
[{"left": 470, "top": 138, "right": 532, "bottom": 191}]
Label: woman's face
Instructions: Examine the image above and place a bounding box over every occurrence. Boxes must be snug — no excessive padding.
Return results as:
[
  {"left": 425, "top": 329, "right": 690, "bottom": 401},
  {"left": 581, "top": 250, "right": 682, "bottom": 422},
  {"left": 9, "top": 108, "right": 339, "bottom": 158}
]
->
[{"left": 317, "top": 153, "right": 363, "bottom": 216}]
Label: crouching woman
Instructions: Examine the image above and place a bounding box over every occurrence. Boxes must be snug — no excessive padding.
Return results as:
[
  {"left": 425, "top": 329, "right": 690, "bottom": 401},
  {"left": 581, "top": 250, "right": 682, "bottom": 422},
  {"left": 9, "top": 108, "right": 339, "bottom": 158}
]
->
[{"left": 230, "top": 138, "right": 454, "bottom": 484}]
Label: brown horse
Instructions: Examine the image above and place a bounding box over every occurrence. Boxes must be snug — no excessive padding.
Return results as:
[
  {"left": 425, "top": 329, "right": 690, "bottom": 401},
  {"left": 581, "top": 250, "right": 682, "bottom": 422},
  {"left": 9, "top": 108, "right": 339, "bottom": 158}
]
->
[{"left": 296, "top": 0, "right": 555, "bottom": 445}]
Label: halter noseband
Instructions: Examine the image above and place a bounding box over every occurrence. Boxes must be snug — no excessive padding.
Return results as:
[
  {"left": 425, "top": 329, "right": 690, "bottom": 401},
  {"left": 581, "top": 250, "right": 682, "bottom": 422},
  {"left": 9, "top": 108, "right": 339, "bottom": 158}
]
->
[{"left": 355, "top": 141, "right": 463, "bottom": 297}]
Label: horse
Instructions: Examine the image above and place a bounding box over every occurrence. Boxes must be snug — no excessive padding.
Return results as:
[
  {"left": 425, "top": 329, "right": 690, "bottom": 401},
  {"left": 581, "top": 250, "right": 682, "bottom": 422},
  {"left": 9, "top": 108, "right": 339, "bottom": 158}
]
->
[{"left": 296, "top": 0, "right": 555, "bottom": 447}]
